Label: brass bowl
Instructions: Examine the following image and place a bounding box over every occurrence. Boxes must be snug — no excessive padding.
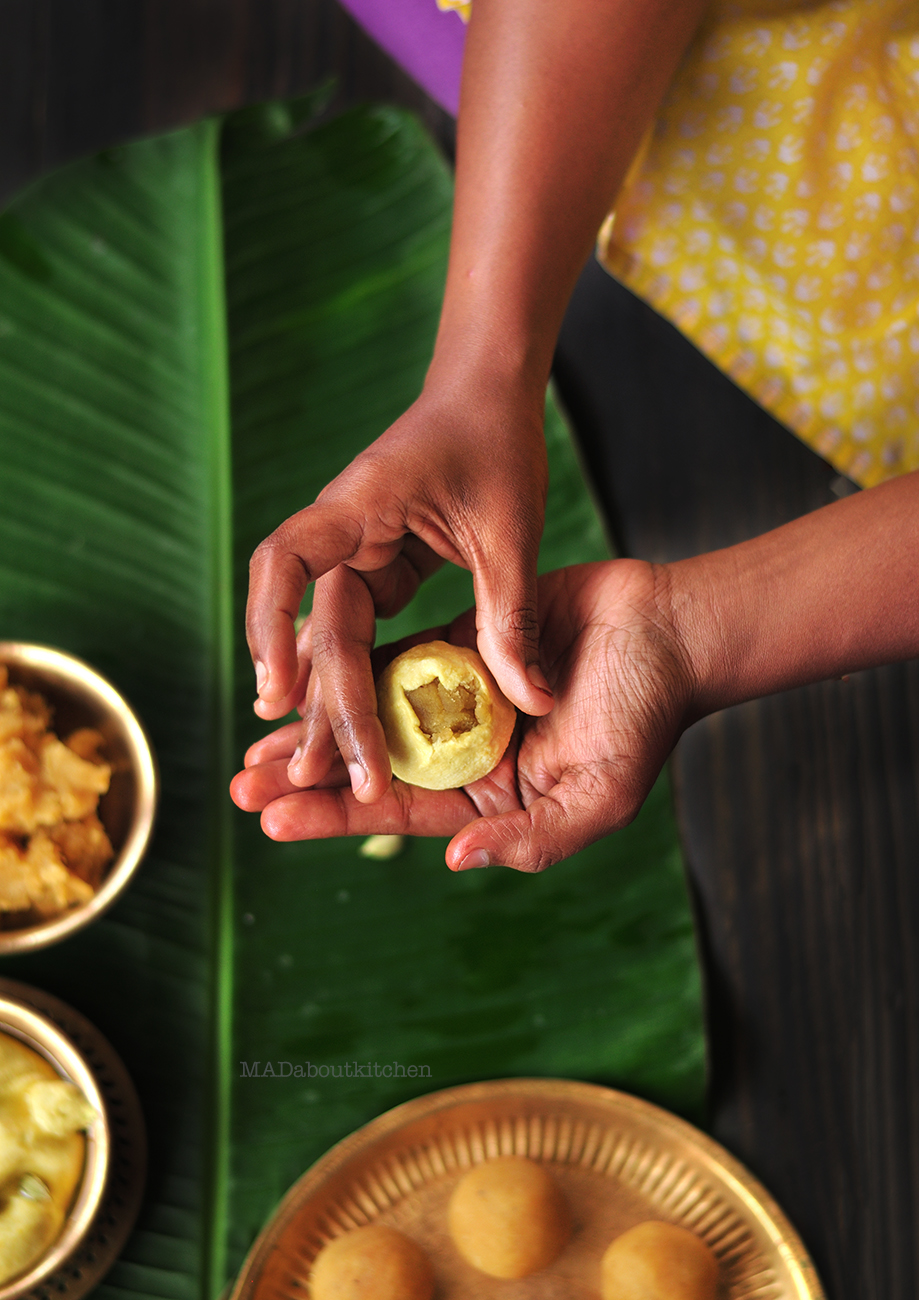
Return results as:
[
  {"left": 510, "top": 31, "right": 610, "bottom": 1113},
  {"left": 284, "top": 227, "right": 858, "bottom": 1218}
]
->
[
  {"left": 0, "top": 991, "right": 109, "bottom": 1300},
  {"left": 0, "top": 979, "right": 146, "bottom": 1300},
  {"left": 0, "top": 642, "right": 158, "bottom": 953}
]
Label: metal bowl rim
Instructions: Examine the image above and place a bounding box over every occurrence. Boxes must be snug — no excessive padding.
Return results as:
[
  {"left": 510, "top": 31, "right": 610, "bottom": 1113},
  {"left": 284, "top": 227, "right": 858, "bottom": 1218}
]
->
[
  {"left": 0, "top": 993, "right": 111, "bottom": 1300},
  {"left": 0, "top": 641, "right": 158, "bottom": 954}
]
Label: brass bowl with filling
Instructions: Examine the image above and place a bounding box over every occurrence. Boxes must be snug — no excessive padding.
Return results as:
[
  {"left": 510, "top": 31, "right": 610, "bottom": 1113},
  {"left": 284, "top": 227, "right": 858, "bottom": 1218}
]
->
[
  {"left": 0, "top": 643, "right": 158, "bottom": 954},
  {"left": 0, "top": 980, "right": 145, "bottom": 1300}
]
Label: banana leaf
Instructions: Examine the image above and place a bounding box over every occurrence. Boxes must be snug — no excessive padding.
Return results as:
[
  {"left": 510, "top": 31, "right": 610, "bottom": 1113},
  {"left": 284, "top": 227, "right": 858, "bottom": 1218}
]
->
[{"left": 0, "top": 100, "right": 704, "bottom": 1300}]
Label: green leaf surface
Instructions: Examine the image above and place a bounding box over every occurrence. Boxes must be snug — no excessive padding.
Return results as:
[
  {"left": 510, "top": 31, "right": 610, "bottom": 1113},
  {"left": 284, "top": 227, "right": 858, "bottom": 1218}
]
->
[
  {"left": 0, "top": 102, "right": 704, "bottom": 1300},
  {"left": 0, "top": 123, "right": 232, "bottom": 1300}
]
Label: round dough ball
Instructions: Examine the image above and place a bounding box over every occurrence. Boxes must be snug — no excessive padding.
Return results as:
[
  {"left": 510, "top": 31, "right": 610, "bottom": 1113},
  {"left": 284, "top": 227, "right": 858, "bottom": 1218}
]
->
[
  {"left": 377, "top": 641, "right": 516, "bottom": 790},
  {"left": 309, "top": 1223, "right": 434, "bottom": 1300},
  {"left": 447, "top": 1155, "right": 571, "bottom": 1279},
  {"left": 600, "top": 1221, "right": 719, "bottom": 1300}
]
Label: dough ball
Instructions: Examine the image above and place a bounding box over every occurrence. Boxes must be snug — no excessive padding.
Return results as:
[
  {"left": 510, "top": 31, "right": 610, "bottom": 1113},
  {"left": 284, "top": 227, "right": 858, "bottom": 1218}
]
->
[
  {"left": 600, "top": 1221, "right": 719, "bottom": 1300},
  {"left": 447, "top": 1155, "right": 571, "bottom": 1279},
  {"left": 377, "top": 641, "right": 516, "bottom": 790},
  {"left": 309, "top": 1223, "right": 434, "bottom": 1300}
]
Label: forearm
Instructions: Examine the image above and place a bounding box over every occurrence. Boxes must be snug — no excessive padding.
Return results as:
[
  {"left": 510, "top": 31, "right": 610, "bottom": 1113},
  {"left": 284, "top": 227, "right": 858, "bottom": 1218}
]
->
[
  {"left": 671, "top": 472, "right": 919, "bottom": 717},
  {"left": 430, "top": 0, "right": 711, "bottom": 393}
]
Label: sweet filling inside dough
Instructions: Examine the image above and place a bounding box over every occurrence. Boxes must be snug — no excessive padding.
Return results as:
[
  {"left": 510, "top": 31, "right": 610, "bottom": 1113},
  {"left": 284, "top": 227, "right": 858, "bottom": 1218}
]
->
[{"left": 405, "top": 678, "right": 478, "bottom": 743}]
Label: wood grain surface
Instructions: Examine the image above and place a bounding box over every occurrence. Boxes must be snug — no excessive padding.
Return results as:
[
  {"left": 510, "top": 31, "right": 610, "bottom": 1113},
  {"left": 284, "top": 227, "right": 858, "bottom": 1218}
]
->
[
  {"left": 4, "top": 5, "right": 917, "bottom": 1299},
  {"left": 555, "top": 259, "right": 919, "bottom": 1300}
]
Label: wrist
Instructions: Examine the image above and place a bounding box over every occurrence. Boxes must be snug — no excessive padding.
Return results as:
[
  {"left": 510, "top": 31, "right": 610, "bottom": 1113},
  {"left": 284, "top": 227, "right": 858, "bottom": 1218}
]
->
[
  {"left": 422, "top": 336, "right": 549, "bottom": 435},
  {"left": 664, "top": 476, "right": 919, "bottom": 721},
  {"left": 427, "top": 290, "right": 560, "bottom": 401},
  {"left": 594, "top": 558, "right": 702, "bottom": 733},
  {"left": 663, "top": 550, "right": 744, "bottom": 724}
]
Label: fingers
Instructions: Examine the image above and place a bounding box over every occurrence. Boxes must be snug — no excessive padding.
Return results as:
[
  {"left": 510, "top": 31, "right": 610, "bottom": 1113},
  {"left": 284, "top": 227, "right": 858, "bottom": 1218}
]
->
[
  {"left": 286, "top": 662, "right": 339, "bottom": 789},
  {"left": 243, "top": 649, "right": 339, "bottom": 793},
  {"left": 246, "top": 507, "right": 440, "bottom": 710},
  {"left": 231, "top": 759, "right": 299, "bottom": 812},
  {"left": 310, "top": 565, "right": 392, "bottom": 802},
  {"left": 246, "top": 503, "right": 367, "bottom": 707},
  {"left": 253, "top": 617, "right": 314, "bottom": 722},
  {"left": 244, "top": 720, "right": 301, "bottom": 768},
  {"left": 445, "top": 766, "right": 619, "bottom": 874},
  {"left": 259, "top": 781, "right": 476, "bottom": 841},
  {"left": 232, "top": 752, "right": 354, "bottom": 812},
  {"left": 471, "top": 537, "right": 555, "bottom": 720}
]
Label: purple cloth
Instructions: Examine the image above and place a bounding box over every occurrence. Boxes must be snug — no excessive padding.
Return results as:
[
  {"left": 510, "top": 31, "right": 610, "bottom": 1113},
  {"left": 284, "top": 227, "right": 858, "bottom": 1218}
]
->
[{"left": 338, "top": 0, "right": 467, "bottom": 116}]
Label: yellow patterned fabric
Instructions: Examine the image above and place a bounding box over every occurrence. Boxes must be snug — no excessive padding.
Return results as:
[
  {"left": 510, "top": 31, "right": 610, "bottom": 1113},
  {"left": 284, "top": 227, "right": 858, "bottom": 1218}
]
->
[
  {"left": 436, "top": 0, "right": 472, "bottom": 19},
  {"left": 599, "top": 0, "right": 919, "bottom": 486}
]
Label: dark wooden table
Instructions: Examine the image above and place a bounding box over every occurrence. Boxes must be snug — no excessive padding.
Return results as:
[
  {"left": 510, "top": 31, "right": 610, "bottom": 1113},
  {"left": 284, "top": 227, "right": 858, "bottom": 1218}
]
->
[
  {"left": 5, "top": 5, "right": 918, "bottom": 1298},
  {"left": 555, "top": 261, "right": 919, "bottom": 1300}
]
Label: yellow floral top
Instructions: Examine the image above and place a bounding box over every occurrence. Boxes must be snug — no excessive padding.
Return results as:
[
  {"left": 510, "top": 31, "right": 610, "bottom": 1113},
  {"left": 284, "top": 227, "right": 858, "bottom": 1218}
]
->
[
  {"left": 600, "top": 0, "right": 919, "bottom": 488},
  {"left": 443, "top": 0, "right": 919, "bottom": 487}
]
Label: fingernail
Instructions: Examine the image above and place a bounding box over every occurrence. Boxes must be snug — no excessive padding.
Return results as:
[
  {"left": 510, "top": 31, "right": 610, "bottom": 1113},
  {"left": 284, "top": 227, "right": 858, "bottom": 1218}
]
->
[
  {"left": 255, "top": 661, "right": 268, "bottom": 694},
  {"left": 527, "top": 662, "right": 553, "bottom": 697},
  {"left": 287, "top": 745, "right": 303, "bottom": 781},
  {"left": 348, "top": 762, "right": 368, "bottom": 796},
  {"left": 458, "top": 849, "right": 491, "bottom": 871}
]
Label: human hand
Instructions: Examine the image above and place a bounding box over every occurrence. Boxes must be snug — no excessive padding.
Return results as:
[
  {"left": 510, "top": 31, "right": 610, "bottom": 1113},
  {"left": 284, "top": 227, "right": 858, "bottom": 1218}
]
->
[
  {"left": 245, "top": 377, "right": 554, "bottom": 804},
  {"left": 232, "top": 559, "right": 697, "bottom": 872}
]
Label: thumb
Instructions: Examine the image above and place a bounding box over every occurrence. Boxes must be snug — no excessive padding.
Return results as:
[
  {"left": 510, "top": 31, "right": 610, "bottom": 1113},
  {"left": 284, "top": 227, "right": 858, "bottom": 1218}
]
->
[
  {"left": 445, "top": 771, "right": 616, "bottom": 874},
  {"left": 472, "top": 550, "right": 554, "bottom": 718}
]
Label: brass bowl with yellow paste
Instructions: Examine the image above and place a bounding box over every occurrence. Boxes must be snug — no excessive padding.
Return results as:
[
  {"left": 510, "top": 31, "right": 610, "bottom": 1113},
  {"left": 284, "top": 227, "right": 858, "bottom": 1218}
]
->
[
  {"left": 0, "top": 1032, "right": 97, "bottom": 1286},
  {"left": 0, "top": 979, "right": 145, "bottom": 1300}
]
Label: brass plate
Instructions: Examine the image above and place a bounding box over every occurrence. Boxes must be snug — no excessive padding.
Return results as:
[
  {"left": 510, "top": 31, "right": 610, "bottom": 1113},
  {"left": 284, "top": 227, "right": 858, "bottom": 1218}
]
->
[
  {"left": 0, "top": 979, "right": 147, "bottom": 1300},
  {"left": 231, "top": 1079, "right": 824, "bottom": 1300}
]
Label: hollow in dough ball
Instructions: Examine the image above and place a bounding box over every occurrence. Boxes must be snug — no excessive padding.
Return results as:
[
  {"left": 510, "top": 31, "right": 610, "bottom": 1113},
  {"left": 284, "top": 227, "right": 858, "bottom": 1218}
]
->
[
  {"left": 377, "top": 641, "right": 516, "bottom": 789},
  {"left": 309, "top": 1223, "right": 434, "bottom": 1300},
  {"left": 447, "top": 1155, "right": 572, "bottom": 1279},
  {"left": 600, "top": 1220, "right": 719, "bottom": 1300}
]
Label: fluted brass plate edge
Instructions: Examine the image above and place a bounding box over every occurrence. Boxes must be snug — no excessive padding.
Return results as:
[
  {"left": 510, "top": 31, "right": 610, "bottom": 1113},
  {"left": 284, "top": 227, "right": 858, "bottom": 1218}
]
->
[{"left": 230, "top": 1078, "right": 824, "bottom": 1300}]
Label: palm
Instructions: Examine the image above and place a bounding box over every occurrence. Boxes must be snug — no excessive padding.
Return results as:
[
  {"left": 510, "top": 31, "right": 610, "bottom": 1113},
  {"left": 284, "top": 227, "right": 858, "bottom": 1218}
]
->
[{"left": 231, "top": 560, "right": 692, "bottom": 872}]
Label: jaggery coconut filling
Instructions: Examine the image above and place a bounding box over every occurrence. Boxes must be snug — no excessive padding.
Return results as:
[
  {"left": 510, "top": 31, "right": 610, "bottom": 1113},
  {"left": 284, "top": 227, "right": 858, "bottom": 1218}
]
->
[{"left": 405, "top": 678, "right": 479, "bottom": 743}]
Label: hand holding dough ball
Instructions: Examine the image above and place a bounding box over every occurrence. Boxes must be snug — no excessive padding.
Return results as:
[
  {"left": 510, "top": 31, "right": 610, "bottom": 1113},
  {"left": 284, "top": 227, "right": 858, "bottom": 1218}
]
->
[
  {"left": 447, "top": 1155, "right": 571, "bottom": 1278},
  {"left": 309, "top": 1223, "right": 434, "bottom": 1300},
  {"left": 600, "top": 1221, "right": 719, "bottom": 1300},
  {"left": 377, "top": 641, "right": 516, "bottom": 789}
]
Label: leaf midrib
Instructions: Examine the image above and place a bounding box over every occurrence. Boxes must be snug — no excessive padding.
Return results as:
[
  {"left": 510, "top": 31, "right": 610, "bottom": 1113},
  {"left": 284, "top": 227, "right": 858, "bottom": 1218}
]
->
[{"left": 191, "top": 118, "right": 235, "bottom": 1300}]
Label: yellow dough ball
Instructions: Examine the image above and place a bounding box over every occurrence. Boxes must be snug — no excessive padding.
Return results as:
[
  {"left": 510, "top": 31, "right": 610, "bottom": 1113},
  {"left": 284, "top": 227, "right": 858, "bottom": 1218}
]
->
[
  {"left": 447, "top": 1155, "right": 571, "bottom": 1279},
  {"left": 600, "top": 1221, "right": 719, "bottom": 1300},
  {"left": 376, "top": 641, "right": 516, "bottom": 790},
  {"left": 309, "top": 1223, "right": 434, "bottom": 1300}
]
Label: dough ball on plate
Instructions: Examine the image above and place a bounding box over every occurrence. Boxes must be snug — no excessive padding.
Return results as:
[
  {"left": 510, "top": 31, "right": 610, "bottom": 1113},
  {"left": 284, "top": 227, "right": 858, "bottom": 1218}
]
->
[
  {"left": 447, "top": 1155, "right": 571, "bottom": 1279},
  {"left": 377, "top": 641, "right": 515, "bottom": 790},
  {"left": 309, "top": 1223, "right": 434, "bottom": 1300},
  {"left": 600, "top": 1221, "right": 719, "bottom": 1300}
]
